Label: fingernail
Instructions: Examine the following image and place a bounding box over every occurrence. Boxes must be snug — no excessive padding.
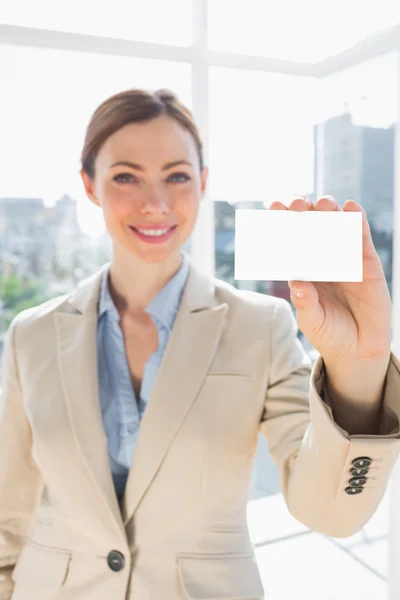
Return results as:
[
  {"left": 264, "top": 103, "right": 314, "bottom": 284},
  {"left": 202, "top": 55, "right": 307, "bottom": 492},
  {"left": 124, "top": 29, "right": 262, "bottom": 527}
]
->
[{"left": 292, "top": 290, "right": 305, "bottom": 297}]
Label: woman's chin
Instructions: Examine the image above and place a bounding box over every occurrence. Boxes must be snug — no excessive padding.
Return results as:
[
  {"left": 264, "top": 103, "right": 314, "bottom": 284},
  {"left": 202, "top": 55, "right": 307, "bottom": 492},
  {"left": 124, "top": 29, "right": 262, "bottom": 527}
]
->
[{"left": 128, "top": 243, "right": 181, "bottom": 265}]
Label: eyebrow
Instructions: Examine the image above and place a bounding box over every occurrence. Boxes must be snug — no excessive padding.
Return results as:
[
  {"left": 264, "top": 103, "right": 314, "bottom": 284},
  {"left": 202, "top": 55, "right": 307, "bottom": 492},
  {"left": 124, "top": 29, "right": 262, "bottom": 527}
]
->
[{"left": 109, "top": 160, "right": 193, "bottom": 171}]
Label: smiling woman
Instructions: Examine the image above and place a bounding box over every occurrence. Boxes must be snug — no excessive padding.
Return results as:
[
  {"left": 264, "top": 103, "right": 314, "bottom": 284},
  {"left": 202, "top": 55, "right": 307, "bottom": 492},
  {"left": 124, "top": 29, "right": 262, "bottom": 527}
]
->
[
  {"left": 2, "top": 87, "right": 400, "bottom": 600},
  {"left": 80, "top": 89, "right": 208, "bottom": 269}
]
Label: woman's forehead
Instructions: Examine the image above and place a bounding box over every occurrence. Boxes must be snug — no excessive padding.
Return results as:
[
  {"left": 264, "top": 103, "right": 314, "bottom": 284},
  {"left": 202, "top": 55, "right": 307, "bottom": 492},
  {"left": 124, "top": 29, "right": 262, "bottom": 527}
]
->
[{"left": 99, "top": 118, "right": 198, "bottom": 166}]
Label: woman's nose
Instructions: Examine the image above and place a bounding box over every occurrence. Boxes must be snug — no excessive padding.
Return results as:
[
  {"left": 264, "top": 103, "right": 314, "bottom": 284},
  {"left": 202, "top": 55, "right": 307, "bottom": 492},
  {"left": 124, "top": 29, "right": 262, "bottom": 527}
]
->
[{"left": 140, "top": 186, "right": 171, "bottom": 215}]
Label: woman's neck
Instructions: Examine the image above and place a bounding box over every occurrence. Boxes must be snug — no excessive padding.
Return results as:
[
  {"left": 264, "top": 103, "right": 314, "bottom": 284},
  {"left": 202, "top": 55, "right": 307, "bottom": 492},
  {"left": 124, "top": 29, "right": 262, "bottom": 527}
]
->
[{"left": 107, "top": 249, "right": 183, "bottom": 316}]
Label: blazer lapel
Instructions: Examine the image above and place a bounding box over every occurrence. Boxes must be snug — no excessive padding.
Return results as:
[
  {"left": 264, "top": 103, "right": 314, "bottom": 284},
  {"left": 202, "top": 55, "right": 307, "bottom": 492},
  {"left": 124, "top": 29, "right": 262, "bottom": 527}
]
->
[
  {"left": 54, "top": 265, "right": 127, "bottom": 544},
  {"left": 54, "top": 259, "right": 228, "bottom": 533},
  {"left": 122, "top": 265, "right": 228, "bottom": 525}
]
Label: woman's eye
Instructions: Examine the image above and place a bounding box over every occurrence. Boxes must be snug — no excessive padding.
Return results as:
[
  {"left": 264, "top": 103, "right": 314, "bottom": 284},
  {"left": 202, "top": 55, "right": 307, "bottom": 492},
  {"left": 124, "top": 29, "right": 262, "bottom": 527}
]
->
[
  {"left": 113, "top": 173, "right": 136, "bottom": 184},
  {"left": 168, "top": 172, "right": 191, "bottom": 183}
]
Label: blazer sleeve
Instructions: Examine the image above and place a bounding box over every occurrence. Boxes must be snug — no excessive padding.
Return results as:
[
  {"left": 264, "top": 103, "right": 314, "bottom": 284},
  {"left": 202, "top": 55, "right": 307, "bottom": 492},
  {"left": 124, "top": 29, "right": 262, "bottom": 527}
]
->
[
  {"left": 0, "top": 317, "right": 43, "bottom": 599},
  {"left": 259, "top": 298, "right": 400, "bottom": 538}
]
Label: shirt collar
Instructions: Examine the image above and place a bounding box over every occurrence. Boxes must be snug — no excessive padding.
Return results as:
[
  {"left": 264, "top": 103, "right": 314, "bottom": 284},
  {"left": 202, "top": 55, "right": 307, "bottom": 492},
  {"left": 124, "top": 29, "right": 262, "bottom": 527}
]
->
[
  {"left": 98, "top": 263, "right": 117, "bottom": 321},
  {"left": 98, "top": 252, "right": 190, "bottom": 331}
]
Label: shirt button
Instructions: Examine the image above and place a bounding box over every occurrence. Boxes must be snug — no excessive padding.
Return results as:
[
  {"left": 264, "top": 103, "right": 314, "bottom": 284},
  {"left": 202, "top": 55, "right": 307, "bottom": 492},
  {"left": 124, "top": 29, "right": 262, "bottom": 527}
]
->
[{"left": 107, "top": 550, "right": 125, "bottom": 572}]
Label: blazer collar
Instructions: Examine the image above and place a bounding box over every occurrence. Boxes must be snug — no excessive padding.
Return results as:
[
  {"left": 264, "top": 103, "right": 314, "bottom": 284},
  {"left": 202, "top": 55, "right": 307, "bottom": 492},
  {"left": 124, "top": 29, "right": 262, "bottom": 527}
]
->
[{"left": 65, "top": 256, "right": 219, "bottom": 317}]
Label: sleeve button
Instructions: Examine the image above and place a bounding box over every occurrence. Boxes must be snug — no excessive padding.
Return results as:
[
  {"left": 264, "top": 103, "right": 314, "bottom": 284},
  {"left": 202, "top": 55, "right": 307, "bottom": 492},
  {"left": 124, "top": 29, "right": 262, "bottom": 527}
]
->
[
  {"left": 349, "top": 476, "right": 367, "bottom": 487},
  {"left": 345, "top": 486, "right": 363, "bottom": 495},
  {"left": 350, "top": 467, "right": 369, "bottom": 477},
  {"left": 352, "top": 457, "right": 372, "bottom": 469}
]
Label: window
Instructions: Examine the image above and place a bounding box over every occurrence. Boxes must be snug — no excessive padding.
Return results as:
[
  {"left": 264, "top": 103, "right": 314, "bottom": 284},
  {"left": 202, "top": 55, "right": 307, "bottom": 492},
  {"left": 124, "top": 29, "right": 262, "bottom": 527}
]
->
[
  {"left": 209, "top": 67, "right": 318, "bottom": 205},
  {"left": 316, "top": 53, "right": 397, "bottom": 297},
  {"left": 210, "top": 67, "right": 318, "bottom": 301},
  {"left": 0, "top": 43, "right": 190, "bottom": 334},
  {"left": 208, "top": 0, "right": 400, "bottom": 62},
  {"left": 314, "top": 50, "right": 398, "bottom": 589},
  {"left": 0, "top": 44, "right": 190, "bottom": 237},
  {"left": 0, "top": 0, "right": 192, "bottom": 46}
]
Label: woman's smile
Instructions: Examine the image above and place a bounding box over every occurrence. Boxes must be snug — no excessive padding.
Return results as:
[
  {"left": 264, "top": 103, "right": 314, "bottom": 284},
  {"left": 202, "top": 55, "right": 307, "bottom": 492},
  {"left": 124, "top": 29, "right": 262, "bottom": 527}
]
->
[{"left": 127, "top": 223, "right": 178, "bottom": 244}]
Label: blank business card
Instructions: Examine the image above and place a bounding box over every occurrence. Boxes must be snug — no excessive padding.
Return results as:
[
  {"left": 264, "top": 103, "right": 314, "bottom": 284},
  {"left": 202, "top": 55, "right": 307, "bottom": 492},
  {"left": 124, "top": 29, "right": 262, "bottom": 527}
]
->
[{"left": 234, "top": 209, "right": 363, "bottom": 282}]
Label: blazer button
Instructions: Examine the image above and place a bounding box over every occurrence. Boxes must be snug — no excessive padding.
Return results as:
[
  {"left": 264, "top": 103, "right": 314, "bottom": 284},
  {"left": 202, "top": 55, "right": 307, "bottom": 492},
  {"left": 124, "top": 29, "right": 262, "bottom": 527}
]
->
[
  {"left": 107, "top": 550, "right": 125, "bottom": 572},
  {"left": 352, "top": 457, "right": 372, "bottom": 469},
  {"left": 345, "top": 486, "right": 363, "bottom": 495},
  {"left": 350, "top": 467, "right": 369, "bottom": 477}
]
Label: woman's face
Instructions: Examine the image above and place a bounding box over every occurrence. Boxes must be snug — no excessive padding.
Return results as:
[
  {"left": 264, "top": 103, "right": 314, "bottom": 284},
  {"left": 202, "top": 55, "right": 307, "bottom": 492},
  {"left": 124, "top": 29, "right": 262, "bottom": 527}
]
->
[{"left": 81, "top": 114, "right": 208, "bottom": 264}]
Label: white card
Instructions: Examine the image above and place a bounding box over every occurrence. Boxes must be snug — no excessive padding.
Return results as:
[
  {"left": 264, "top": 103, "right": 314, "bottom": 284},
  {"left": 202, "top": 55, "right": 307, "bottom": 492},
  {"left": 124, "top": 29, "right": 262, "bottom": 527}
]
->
[{"left": 234, "top": 210, "right": 363, "bottom": 282}]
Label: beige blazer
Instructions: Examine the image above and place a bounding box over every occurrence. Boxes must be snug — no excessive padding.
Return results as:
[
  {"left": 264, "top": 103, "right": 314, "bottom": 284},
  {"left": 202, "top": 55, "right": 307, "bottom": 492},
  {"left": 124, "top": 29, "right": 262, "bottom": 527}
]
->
[{"left": 1, "top": 260, "right": 400, "bottom": 600}]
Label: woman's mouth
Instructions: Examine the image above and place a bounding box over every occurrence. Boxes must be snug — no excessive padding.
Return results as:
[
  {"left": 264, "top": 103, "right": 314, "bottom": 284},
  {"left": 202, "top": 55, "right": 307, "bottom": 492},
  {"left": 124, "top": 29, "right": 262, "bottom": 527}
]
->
[{"left": 128, "top": 225, "right": 177, "bottom": 244}]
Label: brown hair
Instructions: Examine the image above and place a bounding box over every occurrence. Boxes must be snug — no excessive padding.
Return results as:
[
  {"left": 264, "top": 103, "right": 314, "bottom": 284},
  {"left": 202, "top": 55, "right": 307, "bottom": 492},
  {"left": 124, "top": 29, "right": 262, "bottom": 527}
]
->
[{"left": 81, "top": 88, "right": 204, "bottom": 178}]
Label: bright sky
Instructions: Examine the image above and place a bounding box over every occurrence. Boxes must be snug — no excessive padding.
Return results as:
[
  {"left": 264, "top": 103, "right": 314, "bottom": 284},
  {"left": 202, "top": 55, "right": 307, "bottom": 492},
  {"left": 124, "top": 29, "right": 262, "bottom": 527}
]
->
[{"left": 0, "top": 2, "right": 398, "bottom": 236}]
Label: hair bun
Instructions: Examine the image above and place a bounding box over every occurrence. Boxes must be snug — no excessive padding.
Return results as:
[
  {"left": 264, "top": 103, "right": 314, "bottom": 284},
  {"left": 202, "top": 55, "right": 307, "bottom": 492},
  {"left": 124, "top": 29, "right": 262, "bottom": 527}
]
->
[{"left": 155, "top": 88, "right": 178, "bottom": 103}]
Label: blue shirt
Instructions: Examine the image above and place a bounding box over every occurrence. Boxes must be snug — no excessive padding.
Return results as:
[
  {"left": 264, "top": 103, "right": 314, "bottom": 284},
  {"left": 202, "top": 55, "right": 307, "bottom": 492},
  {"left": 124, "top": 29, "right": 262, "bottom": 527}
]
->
[{"left": 97, "top": 254, "right": 190, "bottom": 504}]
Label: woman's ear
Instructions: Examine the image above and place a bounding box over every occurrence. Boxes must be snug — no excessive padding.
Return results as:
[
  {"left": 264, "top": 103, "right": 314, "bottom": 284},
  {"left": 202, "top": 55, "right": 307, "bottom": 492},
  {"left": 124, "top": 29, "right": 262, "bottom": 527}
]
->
[
  {"left": 80, "top": 169, "right": 100, "bottom": 207},
  {"left": 200, "top": 166, "right": 209, "bottom": 199}
]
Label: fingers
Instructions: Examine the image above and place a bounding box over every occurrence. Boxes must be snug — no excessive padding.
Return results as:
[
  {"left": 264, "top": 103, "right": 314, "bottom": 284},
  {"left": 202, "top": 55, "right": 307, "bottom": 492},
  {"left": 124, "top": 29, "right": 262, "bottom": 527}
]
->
[
  {"left": 270, "top": 195, "right": 345, "bottom": 212},
  {"left": 270, "top": 196, "right": 311, "bottom": 211},
  {"left": 288, "top": 195, "right": 313, "bottom": 211},
  {"left": 314, "top": 195, "right": 342, "bottom": 211},
  {"left": 269, "top": 201, "right": 288, "bottom": 210},
  {"left": 343, "top": 199, "right": 376, "bottom": 260}
]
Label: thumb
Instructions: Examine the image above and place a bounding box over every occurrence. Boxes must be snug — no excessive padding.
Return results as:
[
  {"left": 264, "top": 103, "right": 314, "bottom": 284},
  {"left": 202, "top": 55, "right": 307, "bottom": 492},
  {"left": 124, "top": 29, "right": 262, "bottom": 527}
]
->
[{"left": 288, "top": 281, "right": 325, "bottom": 341}]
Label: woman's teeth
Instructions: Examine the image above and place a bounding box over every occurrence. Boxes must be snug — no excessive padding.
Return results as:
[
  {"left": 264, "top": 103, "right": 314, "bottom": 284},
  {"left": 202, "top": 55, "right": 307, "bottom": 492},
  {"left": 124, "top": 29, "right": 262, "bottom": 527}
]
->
[{"left": 136, "top": 228, "right": 170, "bottom": 237}]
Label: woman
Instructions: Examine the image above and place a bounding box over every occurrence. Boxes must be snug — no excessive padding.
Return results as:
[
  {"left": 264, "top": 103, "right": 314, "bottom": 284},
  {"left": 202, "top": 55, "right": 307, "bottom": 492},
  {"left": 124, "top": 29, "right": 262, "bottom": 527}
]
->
[{"left": 1, "top": 88, "right": 400, "bottom": 600}]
